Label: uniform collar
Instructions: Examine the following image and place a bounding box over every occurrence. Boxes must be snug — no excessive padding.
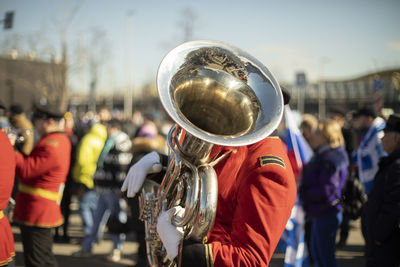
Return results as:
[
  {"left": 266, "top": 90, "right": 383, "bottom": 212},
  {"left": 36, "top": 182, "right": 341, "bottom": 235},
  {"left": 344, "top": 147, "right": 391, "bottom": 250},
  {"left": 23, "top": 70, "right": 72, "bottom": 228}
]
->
[{"left": 42, "top": 131, "right": 65, "bottom": 138}]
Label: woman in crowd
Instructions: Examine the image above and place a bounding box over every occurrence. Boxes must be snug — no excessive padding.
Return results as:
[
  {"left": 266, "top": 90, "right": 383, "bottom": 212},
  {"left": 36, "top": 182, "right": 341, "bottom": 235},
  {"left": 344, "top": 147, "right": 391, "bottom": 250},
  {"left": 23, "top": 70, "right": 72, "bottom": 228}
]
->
[{"left": 300, "top": 119, "right": 349, "bottom": 267}]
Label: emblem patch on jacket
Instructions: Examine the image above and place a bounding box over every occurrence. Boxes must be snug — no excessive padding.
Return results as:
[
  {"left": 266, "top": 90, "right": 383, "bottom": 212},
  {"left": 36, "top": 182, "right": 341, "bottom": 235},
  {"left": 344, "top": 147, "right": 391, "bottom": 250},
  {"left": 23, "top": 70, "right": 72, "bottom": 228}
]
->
[
  {"left": 44, "top": 140, "right": 58, "bottom": 147},
  {"left": 259, "top": 155, "right": 285, "bottom": 169}
]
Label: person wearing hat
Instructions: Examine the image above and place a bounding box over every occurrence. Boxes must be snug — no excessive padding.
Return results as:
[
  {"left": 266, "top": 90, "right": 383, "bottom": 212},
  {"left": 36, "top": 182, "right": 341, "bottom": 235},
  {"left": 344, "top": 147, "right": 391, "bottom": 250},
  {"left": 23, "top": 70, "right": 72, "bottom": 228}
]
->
[
  {"left": 363, "top": 114, "right": 400, "bottom": 266},
  {"left": 351, "top": 107, "right": 386, "bottom": 196},
  {"left": 12, "top": 102, "right": 71, "bottom": 267}
]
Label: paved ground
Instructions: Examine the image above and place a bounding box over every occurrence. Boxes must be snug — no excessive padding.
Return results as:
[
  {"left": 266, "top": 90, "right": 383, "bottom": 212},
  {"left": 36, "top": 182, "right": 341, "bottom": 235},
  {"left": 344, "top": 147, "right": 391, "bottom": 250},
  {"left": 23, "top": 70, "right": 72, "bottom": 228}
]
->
[
  {"left": 269, "top": 220, "right": 366, "bottom": 267},
  {"left": 11, "top": 199, "right": 366, "bottom": 267}
]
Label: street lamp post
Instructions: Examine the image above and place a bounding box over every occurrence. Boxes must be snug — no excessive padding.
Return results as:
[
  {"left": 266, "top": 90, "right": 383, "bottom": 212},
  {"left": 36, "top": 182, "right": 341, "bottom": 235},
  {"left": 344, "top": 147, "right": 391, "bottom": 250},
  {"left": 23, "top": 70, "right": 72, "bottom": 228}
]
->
[
  {"left": 124, "top": 10, "right": 134, "bottom": 119},
  {"left": 318, "top": 80, "right": 326, "bottom": 119},
  {"left": 318, "top": 58, "right": 330, "bottom": 119},
  {"left": 296, "top": 72, "right": 307, "bottom": 114}
]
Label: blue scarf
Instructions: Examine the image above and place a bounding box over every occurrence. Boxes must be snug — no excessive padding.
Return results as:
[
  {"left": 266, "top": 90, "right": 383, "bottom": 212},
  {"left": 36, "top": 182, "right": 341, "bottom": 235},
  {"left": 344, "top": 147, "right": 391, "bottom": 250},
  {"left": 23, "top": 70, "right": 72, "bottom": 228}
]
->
[{"left": 97, "top": 135, "right": 116, "bottom": 169}]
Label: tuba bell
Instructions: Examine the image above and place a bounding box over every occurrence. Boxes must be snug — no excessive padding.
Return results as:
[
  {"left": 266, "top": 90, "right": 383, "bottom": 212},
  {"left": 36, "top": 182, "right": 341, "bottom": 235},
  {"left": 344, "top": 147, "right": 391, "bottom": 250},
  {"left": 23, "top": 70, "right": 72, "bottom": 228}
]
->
[{"left": 138, "top": 40, "right": 284, "bottom": 266}]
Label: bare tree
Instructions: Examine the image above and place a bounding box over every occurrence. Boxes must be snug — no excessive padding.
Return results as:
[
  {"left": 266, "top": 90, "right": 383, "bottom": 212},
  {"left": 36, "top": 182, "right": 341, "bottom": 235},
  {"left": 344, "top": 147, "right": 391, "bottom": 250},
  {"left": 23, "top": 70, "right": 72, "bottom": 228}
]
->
[
  {"left": 26, "top": 29, "right": 56, "bottom": 59},
  {"left": 0, "top": 21, "right": 56, "bottom": 61},
  {"left": 0, "top": 33, "right": 22, "bottom": 55},
  {"left": 159, "top": 7, "right": 198, "bottom": 50},
  {"left": 0, "top": 1, "right": 81, "bottom": 110},
  {"left": 53, "top": 0, "right": 82, "bottom": 109},
  {"left": 85, "top": 27, "right": 111, "bottom": 112},
  {"left": 0, "top": 1, "right": 113, "bottom": 112},
  {"left": 178, "top": 7, "right": 197, "bottom": 42}
]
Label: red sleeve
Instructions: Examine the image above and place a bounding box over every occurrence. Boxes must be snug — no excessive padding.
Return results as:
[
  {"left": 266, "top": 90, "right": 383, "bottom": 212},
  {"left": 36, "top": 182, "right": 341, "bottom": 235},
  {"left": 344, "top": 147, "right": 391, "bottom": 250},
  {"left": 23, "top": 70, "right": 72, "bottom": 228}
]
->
[
  {"left": 212, "top": 169, "right": 296, "bottom": 266},
  {"left": 15, "top": 140, "right": 60, "bottom": 181},
  {"left": 211, "top": 140, "right": 297, "bottom": 266},
  {"left": 0, "top": 131, "right": 16, "bottom": 209}
]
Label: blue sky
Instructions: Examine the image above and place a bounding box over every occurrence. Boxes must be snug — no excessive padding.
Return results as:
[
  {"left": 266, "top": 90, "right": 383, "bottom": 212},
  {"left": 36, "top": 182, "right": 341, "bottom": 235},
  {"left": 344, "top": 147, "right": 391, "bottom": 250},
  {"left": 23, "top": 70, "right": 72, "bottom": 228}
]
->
[{"left": 1, "top": 0, "right": 399, "bottom": 93}]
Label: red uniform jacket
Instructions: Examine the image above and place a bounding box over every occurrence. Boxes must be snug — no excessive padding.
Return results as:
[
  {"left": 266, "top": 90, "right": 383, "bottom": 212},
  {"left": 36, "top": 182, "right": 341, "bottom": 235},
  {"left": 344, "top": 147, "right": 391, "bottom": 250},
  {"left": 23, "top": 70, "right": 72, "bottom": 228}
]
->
[
  {"left": 180, "top": 137, "right": 297, "bottom": 266},
  {"left": 13, "top": 132, "right": 71, "bottom": 228},
  {"left": 0, "top": 130, "right": 16, "bottom": 266}
]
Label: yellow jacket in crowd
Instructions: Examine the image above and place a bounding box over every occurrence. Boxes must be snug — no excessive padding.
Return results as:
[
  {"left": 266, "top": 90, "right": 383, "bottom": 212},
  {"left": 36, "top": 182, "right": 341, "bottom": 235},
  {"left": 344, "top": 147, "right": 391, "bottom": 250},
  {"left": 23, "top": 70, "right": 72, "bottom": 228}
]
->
[{"left": 72, "top": 123, "right": 107, "bottom": 189}]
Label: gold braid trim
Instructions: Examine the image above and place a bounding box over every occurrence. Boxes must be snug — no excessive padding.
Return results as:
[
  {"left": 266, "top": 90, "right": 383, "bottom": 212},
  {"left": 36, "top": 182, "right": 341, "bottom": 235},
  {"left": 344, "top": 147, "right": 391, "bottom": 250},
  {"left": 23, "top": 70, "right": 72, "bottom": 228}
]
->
[{"left": 205, "top": 243, "right": 214, "bottom": 267}]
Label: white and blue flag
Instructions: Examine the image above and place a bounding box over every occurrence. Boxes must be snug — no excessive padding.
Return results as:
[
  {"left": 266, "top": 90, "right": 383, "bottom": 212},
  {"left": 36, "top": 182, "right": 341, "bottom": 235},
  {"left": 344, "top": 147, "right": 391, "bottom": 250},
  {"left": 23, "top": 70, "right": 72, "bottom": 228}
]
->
[{"left": 278, "top": 106, "right": 313, "bottom": 267}]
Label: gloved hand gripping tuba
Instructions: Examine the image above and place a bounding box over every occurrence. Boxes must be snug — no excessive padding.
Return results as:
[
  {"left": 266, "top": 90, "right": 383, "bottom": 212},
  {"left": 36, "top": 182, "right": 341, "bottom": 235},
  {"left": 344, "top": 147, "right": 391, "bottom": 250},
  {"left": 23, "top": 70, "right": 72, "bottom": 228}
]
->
[{"left": 138, "top": 40, "right": 284, "bottom": 266}]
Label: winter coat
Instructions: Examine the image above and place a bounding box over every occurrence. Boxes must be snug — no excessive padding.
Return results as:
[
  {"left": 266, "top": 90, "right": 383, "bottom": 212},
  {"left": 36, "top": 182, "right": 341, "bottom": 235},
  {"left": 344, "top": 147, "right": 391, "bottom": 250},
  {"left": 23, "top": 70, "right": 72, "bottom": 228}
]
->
[
  {"left": 93, "top": 131, "right": 132, "bottom": 194},
  {"left": 300, "top": 145, "right": 349, "bottom": 219},
  {"left": 72, "top": 123, "right": 107, "bottom": 189},
  {"left": 364, "top": 148, "right": 400, "bottom": 267}
]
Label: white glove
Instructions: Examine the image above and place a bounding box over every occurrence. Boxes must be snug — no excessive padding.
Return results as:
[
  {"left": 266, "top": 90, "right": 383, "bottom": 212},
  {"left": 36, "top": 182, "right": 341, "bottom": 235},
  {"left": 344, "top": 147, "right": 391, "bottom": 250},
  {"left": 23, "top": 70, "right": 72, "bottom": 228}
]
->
[
  {"left": 157, "top": 206, "right": 185, "bottom": 262},
  {"left": 121, "top": 151, "right": 162, "bottom": 197}
]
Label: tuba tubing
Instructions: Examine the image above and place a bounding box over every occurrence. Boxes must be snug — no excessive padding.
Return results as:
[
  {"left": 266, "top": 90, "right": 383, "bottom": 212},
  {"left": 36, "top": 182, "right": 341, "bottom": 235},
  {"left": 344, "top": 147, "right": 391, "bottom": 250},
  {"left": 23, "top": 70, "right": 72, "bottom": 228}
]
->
[{"left": 139, "top": 40, "right": 284, "bottom": 266}]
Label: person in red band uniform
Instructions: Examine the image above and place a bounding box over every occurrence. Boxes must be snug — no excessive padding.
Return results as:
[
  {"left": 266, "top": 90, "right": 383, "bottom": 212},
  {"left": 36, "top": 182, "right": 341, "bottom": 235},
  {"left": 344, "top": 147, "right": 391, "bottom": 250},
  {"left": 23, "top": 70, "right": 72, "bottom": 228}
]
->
[
  {"left": 183, "top": 138, "right": 296, "bottom": 266},
  {"left": 0, "top": 130, "right": 16, "bottom": 267},
  {"left": 13, "top": 102, "right": 71, "bottom": 267},
  {"left": 122, "top": 92, "right": 297, "bottom": 267}
]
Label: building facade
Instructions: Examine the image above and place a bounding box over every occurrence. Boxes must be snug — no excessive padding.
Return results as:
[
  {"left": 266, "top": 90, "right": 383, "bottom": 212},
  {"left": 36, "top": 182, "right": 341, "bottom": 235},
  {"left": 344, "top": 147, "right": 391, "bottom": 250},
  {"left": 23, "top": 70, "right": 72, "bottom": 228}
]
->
[
  {"left": 288, "top": 68, "right": 400, "bottom": 116},
  {"left": 0, "top": 56, "right": 67, "bottom": 112}
]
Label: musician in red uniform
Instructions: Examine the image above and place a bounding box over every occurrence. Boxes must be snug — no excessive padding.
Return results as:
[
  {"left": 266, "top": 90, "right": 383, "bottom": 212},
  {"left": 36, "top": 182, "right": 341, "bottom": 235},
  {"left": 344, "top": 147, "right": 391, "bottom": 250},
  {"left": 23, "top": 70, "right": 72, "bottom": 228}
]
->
[
  {"left": 0, "top": 130, "right": 16, "bottom": 267},
  {"left": 13, "top": 102, "right": 71, "bottom": 267},
  {"left": 183, "top": 137, "right": 297, "bottom": 266},
  {"left": 122, "top": 93, "right": 297, "bottom": 267}
]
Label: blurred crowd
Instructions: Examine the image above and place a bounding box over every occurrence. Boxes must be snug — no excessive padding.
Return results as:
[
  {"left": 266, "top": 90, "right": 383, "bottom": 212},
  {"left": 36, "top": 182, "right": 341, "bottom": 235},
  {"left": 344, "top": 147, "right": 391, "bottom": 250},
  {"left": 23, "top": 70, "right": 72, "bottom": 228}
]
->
[
  {"left": 292, "top": 106, "right": 400, "bottom": 267},
  {"left": 0, "top": 98, "right": 399, "bottom": 267},
  {"left": 0, "top": 100, "right": 172, "bottom": 267}
]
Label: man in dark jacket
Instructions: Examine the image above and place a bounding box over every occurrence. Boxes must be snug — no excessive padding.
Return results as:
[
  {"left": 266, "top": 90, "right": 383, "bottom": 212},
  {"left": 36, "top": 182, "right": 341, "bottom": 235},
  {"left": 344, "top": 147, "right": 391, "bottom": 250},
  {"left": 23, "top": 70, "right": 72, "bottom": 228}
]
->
[{"left": 364, "top": 113, "right": 400, "bottom": 267}]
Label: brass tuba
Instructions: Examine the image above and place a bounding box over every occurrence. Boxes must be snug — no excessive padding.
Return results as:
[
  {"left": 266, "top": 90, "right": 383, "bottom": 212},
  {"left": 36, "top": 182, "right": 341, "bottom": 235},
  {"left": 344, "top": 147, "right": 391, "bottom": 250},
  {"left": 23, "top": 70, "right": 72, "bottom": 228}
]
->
[{"left": 138, "top": 40, "right": 284, "bottom": 266}]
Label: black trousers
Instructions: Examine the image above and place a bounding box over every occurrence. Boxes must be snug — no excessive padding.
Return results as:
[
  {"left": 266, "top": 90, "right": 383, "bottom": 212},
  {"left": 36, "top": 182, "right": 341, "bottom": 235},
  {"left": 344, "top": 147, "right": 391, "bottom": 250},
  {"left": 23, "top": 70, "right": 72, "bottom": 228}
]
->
[
  {"left": 338, "top": 213, "right": 351, "bottom": 243},
  {"left": 55, "top": 178, "right": 73, "bottom": 239},
  {"left": 19, "top": 225, "right": 58, "bottom": 267},
  {"left": 304, "top": 219, "right": 314, "bottom": 264},
  {"left": 127, "top": 196, "right": 147, "bottom": 263}
]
